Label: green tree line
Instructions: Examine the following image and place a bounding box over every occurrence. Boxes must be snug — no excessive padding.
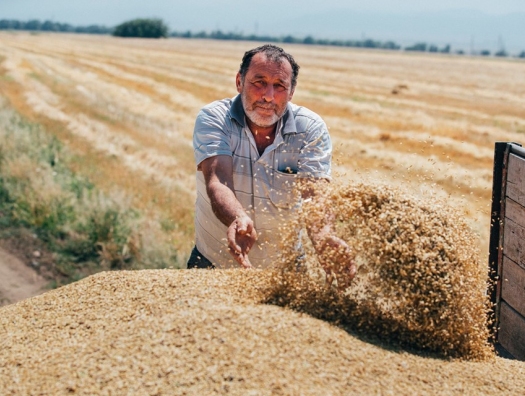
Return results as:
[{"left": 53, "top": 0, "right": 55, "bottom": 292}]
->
[
  {"left": 1, "top": 18, "right": 524, "bottom": 58},
  {"left": 172, "top": 29, "right": 402, "bottom": 50},
  {"left": 0, "top": 19, "right": 111, "bottom": 34}
]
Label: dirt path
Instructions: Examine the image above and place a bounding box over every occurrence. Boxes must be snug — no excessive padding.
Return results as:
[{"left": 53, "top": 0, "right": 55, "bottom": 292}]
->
[{"left": 0, "top": 247, "right": 48, "bottom": 306}]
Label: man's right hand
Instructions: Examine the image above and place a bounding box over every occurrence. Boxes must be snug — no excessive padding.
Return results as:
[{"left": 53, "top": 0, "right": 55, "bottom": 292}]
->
[{"left": 227, "top": 215, "right": 258, "bottom": 268}]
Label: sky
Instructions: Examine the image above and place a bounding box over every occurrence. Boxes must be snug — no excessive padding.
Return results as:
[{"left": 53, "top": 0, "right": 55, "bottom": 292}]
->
[{"left": 2, "top": 0, "right": 525, "bottom": 52}]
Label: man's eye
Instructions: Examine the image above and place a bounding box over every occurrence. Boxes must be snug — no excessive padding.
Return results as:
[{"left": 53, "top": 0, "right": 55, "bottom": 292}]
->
[
  {"left": 275, "top": 84, "right": 286, "bottom": 92},
  {"left": 253, "top": 81, "right": 264, "bottom": 87}
]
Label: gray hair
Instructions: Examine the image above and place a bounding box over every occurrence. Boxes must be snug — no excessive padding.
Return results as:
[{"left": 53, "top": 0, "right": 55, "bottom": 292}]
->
[{"left": 238, "top": 44, "right": 300, "bottom": 89}]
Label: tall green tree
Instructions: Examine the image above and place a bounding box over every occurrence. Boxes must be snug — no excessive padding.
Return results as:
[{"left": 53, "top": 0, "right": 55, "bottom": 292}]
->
[{"left": 113, "top": 18, "right": 168, "bottom": 38}]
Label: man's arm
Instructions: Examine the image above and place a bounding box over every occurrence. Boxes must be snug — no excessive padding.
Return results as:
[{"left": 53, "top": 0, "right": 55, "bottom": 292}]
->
[
  {"left": 299, "top": 179, "right": 357, "bottom": 289},
  {"left": 199, "top": 155, "right": 257, "bottom": 268}
]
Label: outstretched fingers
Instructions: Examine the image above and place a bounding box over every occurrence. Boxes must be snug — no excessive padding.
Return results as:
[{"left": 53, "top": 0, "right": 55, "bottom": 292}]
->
[{"left": 227, "top": 216, "right": 258, "bottom": 269}]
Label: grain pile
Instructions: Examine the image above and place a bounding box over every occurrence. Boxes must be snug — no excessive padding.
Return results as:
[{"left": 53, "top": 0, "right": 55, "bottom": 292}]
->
[
  {"left": 2, "top": 182, "right": 525, "bottom": 394},
  {"left": 1, "top": 270, "right": 525, "bottom": 395},
  {"left": 272, "top": 181, "right": 492, "bottom": 360}
]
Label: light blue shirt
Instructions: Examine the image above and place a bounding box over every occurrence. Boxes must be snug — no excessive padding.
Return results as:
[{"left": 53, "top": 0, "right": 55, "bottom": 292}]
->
[{"left": 193, "top": 94, "right": 332, "bottom": 268}]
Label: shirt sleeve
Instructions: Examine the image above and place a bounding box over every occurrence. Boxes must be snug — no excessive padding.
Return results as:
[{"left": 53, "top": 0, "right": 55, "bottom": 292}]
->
[
  {"left": 297, "top": 118, "right": 332, "bottom": 180},
  {"left": 193, "top": 103, "right": 232, "bottom": 168}
]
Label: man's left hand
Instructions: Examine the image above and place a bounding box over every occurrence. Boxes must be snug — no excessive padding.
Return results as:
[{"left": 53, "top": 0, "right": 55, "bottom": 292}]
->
[{"left": 314, "top": 235, "right": 357, "bottom": 290}]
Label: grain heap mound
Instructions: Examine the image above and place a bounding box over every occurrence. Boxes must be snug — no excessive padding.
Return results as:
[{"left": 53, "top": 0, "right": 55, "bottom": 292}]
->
[
  {"left": 2, "top": 270, "right": 525, "bottom": 395},
  {"left": 2, "top": 182, "right": 521, "bottom": 395},
  {"left": 270, "top": 182, "right": 492, "bottom": 360}
]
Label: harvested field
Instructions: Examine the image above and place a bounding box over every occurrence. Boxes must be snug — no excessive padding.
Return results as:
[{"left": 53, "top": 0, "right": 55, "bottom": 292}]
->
[
  {"left": 1, "top": 269, "right": 525, "bottom": 395},
  {"left": 1, "top": 32, "right": 524, "bottom": 256},
  {"left": 1, "top": 32, "right": 525, "bottom": 393}
]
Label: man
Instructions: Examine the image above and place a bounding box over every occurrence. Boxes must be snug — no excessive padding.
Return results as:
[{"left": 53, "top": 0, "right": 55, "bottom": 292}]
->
[{"left": 188, "top": 44, "right": 355, "bottom": 286}]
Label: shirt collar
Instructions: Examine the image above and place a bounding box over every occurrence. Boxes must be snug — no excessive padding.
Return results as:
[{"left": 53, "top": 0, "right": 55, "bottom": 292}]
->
[{"left": 230, "top": 94, "right": 297, "bottom": 135}]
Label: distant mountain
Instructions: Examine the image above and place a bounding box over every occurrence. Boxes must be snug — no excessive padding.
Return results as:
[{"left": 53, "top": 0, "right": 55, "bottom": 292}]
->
[{"left": 263, "top": 9, "right": 525, "bottom": 53}]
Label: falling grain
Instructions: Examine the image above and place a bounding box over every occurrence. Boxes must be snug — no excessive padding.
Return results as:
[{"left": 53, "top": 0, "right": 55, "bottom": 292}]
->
[{"left": 271, "top": 181, "right": 493, "bottom": 360}]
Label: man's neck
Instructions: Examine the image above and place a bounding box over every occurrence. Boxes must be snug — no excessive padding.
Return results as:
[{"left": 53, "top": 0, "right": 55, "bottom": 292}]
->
[{"left": 246, "top": 118, "right": 277, "bottom": 156}]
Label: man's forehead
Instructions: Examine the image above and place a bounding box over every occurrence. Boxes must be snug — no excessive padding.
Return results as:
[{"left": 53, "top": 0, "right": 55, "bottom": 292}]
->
[{"left": 247, "top": 53, "right": 292, "bottom": 76}]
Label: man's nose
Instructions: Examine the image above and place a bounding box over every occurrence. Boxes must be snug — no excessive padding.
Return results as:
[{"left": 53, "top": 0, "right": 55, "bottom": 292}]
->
[{"left": 262, "top": 85, "right": 274, "bottom": 102}]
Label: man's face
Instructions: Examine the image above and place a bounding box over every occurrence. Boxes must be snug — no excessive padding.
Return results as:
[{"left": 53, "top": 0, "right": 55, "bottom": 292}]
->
[{"left": 236, "top": 53, "right": 295, "bottom": 128}]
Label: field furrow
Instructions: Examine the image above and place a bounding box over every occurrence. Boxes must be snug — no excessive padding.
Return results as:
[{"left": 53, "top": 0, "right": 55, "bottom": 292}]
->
[{"left": 0, "top": 32, "right": 524, "bottom": 256}]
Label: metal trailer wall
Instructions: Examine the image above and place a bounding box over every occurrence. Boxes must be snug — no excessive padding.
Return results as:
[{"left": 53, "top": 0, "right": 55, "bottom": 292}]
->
[{"left": 489, "top": 142, "right": 525, "bottom": 360}]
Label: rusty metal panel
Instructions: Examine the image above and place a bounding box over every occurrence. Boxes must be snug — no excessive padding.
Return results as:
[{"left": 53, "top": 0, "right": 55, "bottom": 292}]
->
[
  {"left": 505, "top": 197, "right": 525, "bottom": 231},
  {"left": 490, "top": 142, "right": 525, "bottom": 361},
  {"left": 501, "top": 256, "right": 525, "bottom": 318},
  {"left": 499, "top": 302, "right": 525, "bottom": 360},
  {"left": 503, "top": 218, "right": 525, "bottom": 270},
  {"left": 507, "top": 154, "right": 525, "bottom": 207}
]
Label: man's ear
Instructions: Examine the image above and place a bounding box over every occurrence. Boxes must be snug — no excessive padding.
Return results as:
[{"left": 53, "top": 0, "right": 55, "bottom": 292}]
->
[{"left": 236, "top": 72, "right": 243, "bottom": 94}]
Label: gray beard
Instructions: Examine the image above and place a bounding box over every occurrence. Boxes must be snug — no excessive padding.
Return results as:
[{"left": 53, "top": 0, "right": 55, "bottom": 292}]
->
[{"left": 241, "top": 91, "right": 284, "bottom": 128}]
